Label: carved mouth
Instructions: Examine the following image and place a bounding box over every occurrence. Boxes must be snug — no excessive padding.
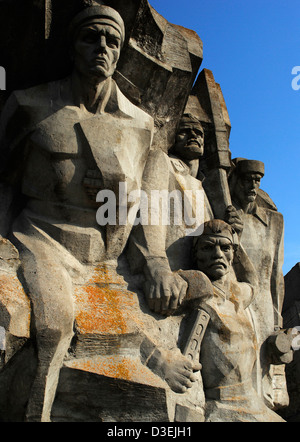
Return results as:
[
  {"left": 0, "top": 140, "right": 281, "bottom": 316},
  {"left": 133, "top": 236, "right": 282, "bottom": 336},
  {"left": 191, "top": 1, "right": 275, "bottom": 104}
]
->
[
  {"left": 210, "top": 261, "right": 226, "bottom": 269},
  {"left": 186, "top": 139, "right": 201, "bottom": 147},
  {"left": 94, "top": 57, "right": 108, "bottom": 65}
]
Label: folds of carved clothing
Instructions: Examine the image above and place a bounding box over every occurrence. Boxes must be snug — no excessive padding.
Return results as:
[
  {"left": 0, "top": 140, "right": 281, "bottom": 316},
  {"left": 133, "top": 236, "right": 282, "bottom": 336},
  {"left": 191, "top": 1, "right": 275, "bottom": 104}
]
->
[
  {"left": 2, "top": 209, "right": 191, "bottom": 421},
  {"left": 205, "top": 380, "right": 286, "bottom": 422}
]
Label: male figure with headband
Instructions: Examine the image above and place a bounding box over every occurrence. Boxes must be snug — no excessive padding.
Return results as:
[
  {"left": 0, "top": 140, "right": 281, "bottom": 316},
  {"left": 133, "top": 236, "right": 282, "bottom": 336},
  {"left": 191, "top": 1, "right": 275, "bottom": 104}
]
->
[{"left": 0, "top": 3, "right": 153, "bottom": 421}]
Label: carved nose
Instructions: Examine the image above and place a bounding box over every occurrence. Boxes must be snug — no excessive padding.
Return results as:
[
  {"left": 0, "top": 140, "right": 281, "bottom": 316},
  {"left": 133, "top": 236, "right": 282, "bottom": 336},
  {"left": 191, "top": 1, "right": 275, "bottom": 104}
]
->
[
  {"left": 97, "top": 35, "right": 107, "bottom": 52},
  {"left": 213, "top": 246, "right": 223, "bottom": 258}
]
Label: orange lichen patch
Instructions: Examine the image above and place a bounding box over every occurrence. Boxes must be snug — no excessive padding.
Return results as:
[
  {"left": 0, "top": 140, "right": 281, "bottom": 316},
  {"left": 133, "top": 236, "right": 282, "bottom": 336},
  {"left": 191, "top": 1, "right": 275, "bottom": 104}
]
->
[
  {"left": 65, "top": 355, "right": 166, "bottom": 388},
  {"left": 89, "top": 264, "right": 125, "bottom": 285},
  {"left": 0, "top": 273, "right": 26, "bottom": 303},
  {"left": 0, "top": 272, "right": 31, "bottom": 337},
  {"left": 73, "top": 266, "right": 139, "bottom": 335}
]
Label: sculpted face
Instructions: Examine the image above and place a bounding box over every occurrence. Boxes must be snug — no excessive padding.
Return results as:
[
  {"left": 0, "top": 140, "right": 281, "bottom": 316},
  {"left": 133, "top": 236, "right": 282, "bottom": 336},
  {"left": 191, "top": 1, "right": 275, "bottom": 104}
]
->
[
  {"left": 72, "top": 22, "right": 122, "bottom": 79},
  {"left": 195, "top": 235, "right": 234, "bottom": 281},
  {"left": 173, "top": 121, "right": 204, "bottom": 160},
  {"left": 234, "top": 172, "right": 262, "bottom": 206}
]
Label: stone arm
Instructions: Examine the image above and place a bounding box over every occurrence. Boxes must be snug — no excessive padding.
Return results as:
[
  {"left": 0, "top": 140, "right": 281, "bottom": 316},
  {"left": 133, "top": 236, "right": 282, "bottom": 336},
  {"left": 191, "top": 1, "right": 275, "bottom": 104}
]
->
[
  {"left": 127, "top": 149, "right": 188, "bottom": 315},
  {"left": 232, "top": 243, "right": 259, "bottom": 308},
  {"left": 140, "top": 335, "right": 201, "bottom": 394},
  {"left": 264, "top": 214, "right": 293, "bottom": 365},
  {"left": 138, "top": 270, "right": 211, "bottom": 399},
  {"left": 270, "top": 212, "right": 285, "bottom": 331}
]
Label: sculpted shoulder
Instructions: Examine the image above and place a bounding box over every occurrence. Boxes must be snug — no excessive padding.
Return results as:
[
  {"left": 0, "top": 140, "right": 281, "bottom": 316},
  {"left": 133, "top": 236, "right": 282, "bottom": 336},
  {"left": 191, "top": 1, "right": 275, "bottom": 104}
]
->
[
  {"left": 114, "top": 81, "right": 154, "bottom": 132},
  {"left": 11, "top": 81, "right": 57, "bottom": 109},
  {"left": 1, "top": 80, "right": 62, "bottom": 140}
]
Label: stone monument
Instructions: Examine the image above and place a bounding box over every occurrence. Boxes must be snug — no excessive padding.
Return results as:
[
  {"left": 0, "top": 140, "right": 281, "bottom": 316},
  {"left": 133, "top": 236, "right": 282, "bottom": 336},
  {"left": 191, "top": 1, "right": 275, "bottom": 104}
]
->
[
  {"left": 0, "top": 0, "right": 297, "bottom": 422},
  {"left": 278, "top": 264, "right": 300, "bottom": 421}
]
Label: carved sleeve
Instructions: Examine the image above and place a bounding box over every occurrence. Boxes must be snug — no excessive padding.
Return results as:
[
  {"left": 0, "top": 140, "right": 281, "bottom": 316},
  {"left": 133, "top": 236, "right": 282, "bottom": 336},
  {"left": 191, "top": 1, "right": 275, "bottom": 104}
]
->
[{"left": 127, "top": 148, "right": 171, "bottom": 273}]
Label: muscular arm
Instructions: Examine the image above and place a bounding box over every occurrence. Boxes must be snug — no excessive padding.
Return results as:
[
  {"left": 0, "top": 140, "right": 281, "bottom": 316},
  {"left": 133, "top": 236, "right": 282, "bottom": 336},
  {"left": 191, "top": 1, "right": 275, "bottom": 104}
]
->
[
  {"left": 140, "top": 335, "right": 201, "bottom": 393},
  {"left": 270, "top": 212, "right": 285, "bottom": 330},
  {"left": 128, "top": 149, "right": 187, "bottom": 315}
]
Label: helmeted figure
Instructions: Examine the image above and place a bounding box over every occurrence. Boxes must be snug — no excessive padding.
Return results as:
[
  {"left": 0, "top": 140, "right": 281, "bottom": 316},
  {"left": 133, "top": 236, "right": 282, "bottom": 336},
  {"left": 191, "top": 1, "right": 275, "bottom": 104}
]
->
[{"left": 229, "top": 159, "right": 288, "bottom": 409}]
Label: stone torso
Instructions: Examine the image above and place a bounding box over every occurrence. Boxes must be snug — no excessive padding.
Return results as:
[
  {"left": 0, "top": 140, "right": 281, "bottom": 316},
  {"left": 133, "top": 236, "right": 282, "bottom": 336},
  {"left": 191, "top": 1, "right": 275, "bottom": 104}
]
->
[
  {"left": 200, "top": 281, "right": 257, "bottom": 392},
  {"left": 166, "top": 154, "right": 214, "bottom": 271},
  {"left": 23, "top": 106, "right": 98, "bottom": 211},
  {"left": 1, "top": 78, "right": 154, "bottom": 261},
  {"left": 238, "top": 205, "right": 285, "bottom": 339}
]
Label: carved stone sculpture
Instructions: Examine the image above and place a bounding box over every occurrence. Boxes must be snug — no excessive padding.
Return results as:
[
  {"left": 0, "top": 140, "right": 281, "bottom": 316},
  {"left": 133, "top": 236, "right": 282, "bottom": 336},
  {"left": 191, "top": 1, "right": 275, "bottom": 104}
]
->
[
  {"left": 128, "top": 113, "right": 214, "bottom": 315},
  {"left": 179, "top": 220, "right": 287, "bottom": 422},
  {"left": 0, "top": 3, "right": 154, "bottom": 422},
  {"left": 229, "top": 158, "right": 289, "bottom": 410},
  {"left": 278, "top": 264, "right": 300, "bottom": 421},
  {"left": 0, "top": 0, "right": 296, "bottom": 423}
]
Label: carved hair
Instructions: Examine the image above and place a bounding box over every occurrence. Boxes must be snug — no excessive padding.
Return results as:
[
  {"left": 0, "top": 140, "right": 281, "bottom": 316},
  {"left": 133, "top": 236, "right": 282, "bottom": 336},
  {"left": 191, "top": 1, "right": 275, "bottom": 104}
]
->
[
  {"left": 192, "top": 220, "right": 236, "bottom": 267},
  {"left": 179, "top": 113, "right": 203, "bottom": 128}
]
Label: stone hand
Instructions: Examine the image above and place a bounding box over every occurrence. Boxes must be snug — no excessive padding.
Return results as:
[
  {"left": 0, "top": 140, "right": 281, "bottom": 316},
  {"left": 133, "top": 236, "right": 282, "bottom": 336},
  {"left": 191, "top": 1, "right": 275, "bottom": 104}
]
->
[
  {"left": 225, "top": 205, "right": 244, "bottom": 235},
  {"left": 147, "top": 347, "right": 202, "bottom": 394},
  {"left": 143, "top": 259, "right": 188, "bottom": 315},
  {"left": 266, "top": 329, "right": 294, "bottom": 365}
]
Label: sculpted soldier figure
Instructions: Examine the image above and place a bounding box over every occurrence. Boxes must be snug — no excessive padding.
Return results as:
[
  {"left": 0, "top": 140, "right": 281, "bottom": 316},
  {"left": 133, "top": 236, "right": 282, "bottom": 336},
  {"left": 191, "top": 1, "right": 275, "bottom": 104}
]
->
[
  {"left": 229, "top": 159, "right": 289, "bottom": 408},
  {"left": 129, "top": 113, "right": 245, "bottom": 316},
  {"left": 0, "top": 0, "right": 294, "bottom": 424},
  {"left": 181, "top": 220, "right": 287, "bottom": 422},
  {"left": 0, "top": 4, "right": 154, "bottom": 421},
  {"left": 128, "top": 113, "right": 214, "bottom": 315},
  {"left": 164, "top": 114, "right": 214, "bottom": 269}
]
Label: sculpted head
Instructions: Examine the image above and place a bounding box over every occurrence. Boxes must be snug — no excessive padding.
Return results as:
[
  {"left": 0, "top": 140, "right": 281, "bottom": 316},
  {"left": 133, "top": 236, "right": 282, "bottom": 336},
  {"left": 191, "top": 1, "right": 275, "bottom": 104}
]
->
[
  {"left": 172, "top": 114, "right": 205, "bottom": 160},
  {"left": 193, "top": 220, "right": 236, "bottom": 281},
  {"left": 231, "top": 159, "right": 265, "bottom": 207},
  {"left": 69, "top": 4, "right": 125, "bottom": 80}
]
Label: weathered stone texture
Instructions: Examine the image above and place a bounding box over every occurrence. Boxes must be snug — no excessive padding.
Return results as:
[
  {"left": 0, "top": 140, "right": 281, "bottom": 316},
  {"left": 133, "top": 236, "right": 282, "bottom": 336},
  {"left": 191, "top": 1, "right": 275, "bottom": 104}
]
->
[
  {"left": 0, "top": 0, "right": 296, "bottom": 423},
  {"left": 278, "top": 264, "right": 300, "bottom": 421}
]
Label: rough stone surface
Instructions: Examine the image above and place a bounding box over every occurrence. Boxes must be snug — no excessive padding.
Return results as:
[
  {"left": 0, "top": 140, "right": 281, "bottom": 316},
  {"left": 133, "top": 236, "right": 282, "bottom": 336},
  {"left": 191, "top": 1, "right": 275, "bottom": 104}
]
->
[
  {"left": 0, "top": 0, "right": 297, "bottom": 423},
  {"left": 278, "top": 264, "right": 300, "bottom": 422}
]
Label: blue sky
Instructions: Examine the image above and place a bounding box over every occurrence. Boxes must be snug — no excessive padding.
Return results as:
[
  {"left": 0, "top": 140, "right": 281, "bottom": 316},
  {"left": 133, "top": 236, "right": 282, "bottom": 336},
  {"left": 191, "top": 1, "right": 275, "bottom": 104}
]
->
[{"left": 150, "top": 0, "right": 300, "bottom": 275}]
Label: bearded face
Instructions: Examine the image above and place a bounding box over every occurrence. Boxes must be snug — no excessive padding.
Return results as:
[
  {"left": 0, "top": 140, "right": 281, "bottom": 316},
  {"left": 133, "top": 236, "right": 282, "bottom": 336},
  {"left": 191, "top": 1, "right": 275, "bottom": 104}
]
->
[{"left": 172, "top": 120, "right": 205, "bottom": 161}]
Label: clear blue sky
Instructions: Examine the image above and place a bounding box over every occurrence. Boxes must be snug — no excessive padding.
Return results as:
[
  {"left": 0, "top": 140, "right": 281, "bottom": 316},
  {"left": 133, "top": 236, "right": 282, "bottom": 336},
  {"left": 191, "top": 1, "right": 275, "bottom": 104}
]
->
[{"left": 150, "top": 0, "right": 300, "bottom": 275}]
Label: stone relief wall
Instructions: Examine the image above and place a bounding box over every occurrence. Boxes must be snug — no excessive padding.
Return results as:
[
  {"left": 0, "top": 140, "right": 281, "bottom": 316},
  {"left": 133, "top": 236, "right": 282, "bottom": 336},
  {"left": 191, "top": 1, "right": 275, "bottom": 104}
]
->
[{"left": 0, "top": 0, "right": 298, "bottom": 422}]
